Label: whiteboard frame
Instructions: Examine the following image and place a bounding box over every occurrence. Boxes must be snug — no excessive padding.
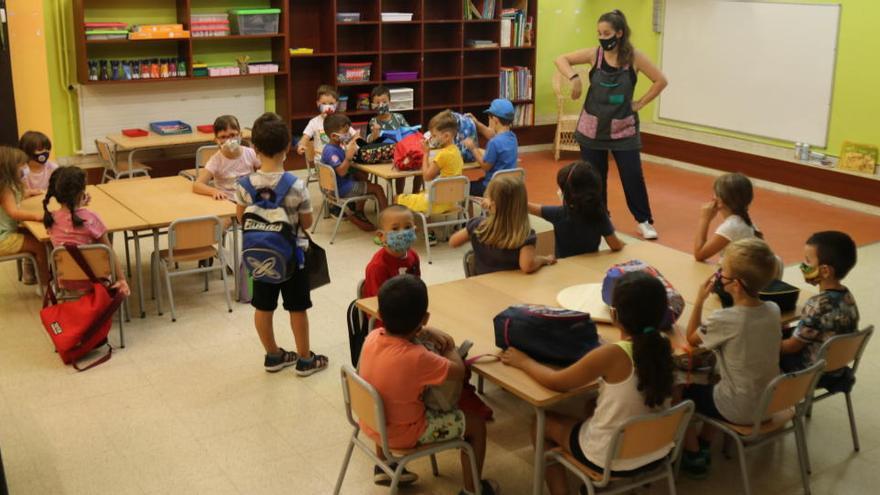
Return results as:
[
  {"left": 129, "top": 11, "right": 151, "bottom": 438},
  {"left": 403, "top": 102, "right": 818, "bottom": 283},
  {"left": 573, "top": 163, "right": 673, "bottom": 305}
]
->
[{"left": 657, "top": 0, "right": 842, "bottom": 148}]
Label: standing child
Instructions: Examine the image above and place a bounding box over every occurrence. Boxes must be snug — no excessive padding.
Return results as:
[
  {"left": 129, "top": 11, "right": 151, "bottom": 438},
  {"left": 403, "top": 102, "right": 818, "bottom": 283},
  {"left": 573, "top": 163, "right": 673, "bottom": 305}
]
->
[
  {"left": 43, "top": 166, "right": 130, "bottom": 296},
  {"left": 528, "top": 161, "right": 624, "bottom": 258},
  {"left": 235, "top": 113, "right": 328, "bottom": 376},
  {"left": 463, "top": 98, "right": 519, "bottom": 197},
  {"left": 19, "top": 131, "right": 59, "bottom": 196},
  {"left": 501, "top": 271, "right": 675, "bottom": 494},
  {"left": 0, "top": 147, "right": 49, "bottom": 287},
  {"left": 780, "top": 231, "right": 859, "bottom": 373},
  {"left": 296, "top": 85, "right": 356, "bottom": 158},
  {"left": 449, "top": 174, "right": 555, "bottom": 275},
  {"left": 681, "top": 238, "right": 781, "bottom": 478},
  {"left": 694, "top": 172, "right": 763, "bottom": 262},
  {"left": 193, "top": 115, "right": 260, "bottom": 201},
  {"left": 321, "top": 114, "right": 388, "bottom": 232},
  {"left": 358, "top": 275, "right": 497, "bottom": 494},
  {"left": 367, "top": 85, "right": 419, "bottom": 194}
]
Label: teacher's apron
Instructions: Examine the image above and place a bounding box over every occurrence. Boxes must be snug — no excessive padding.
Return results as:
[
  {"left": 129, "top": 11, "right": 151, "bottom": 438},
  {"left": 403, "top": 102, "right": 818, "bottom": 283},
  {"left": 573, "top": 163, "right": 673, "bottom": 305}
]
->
[{"left": 574, "top": 47, "right": 641, "bottom": 151}]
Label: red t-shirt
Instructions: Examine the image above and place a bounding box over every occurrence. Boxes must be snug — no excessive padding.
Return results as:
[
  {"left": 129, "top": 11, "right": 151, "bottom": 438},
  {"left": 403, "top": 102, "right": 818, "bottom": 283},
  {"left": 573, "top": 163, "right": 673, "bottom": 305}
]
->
[{"left": 363, "top": 248, "right": 421, "bottom": 298}]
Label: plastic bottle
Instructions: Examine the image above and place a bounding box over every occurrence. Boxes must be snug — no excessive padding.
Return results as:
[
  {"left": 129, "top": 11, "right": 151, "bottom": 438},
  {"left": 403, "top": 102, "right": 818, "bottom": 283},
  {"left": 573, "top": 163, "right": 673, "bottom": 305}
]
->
[
  {"left": 160, "top": 59, "right": 169, "bottom": 78},
  {"left": 110, "top": 60, "right": 120, "bottom": 80},
  {"left": 177, "top": 60, "right": 187, "bottom": 77},
  {"left": 88, "top": 61, "right": 98, "bottom": 81},
  {"left": 140, "top": 60, "right": 150, "bottom": 79},
  {"left": 122, "top": 60, "right": 133, "bottom": 80},
  {"left": 169, "top": 59, "right": 177, "bottom": 78},
  {"left": 150, "top": 59, "right": 160, "bottom": 79}
]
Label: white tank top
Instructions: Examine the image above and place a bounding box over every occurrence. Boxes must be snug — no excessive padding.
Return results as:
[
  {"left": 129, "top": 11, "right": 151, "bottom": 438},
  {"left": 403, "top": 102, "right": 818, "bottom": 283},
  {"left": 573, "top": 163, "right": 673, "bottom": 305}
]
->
[{"left": 580, "top": 341, "right": 672, "bottom": 471}]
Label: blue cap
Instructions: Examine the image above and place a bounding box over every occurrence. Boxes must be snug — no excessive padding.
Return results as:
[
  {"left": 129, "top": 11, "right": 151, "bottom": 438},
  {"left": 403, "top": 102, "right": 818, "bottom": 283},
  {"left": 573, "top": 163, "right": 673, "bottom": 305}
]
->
[{"left": 484, "top": 98, "right": 515, "bottom": 121}]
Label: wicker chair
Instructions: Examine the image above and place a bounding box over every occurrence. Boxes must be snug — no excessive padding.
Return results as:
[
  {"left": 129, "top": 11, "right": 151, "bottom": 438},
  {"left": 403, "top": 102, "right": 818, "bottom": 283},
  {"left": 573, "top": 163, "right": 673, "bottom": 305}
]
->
[{"left": 552, "top": 67, "right": 589, "bottom": 161}]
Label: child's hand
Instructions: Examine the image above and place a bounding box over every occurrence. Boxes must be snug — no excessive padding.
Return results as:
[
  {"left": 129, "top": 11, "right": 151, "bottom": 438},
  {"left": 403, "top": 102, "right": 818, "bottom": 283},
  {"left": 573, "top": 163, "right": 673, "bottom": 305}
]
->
[
  {"left": 464, "top": 113, "right": 477, "bottom": 123},
  {"left": 698, "top": 274, "right": 715, "bottom": 302},
  {"left": 296, "top": 143, "right": 307, "bottom": 155},
  {"left": 112, "top": 279, "right": 131, "bottom": 297},
  {"left": 371, "top": 122, "right": 382, "bottom": 137},
  {"left": 499, "top": 347, "right": 531, "bottom": 369},
  {"left": 212, "top": 190, "right": 227, "bottom": 201},
  {"left": 700, "top": 200, "right": 719, "bottom": 221},
  {"left": 543, "top": 255, "right": 557, "bottom": 266},
  {"left": 82, "top": 192, "right": 92, "bottom": 206},
  {"left": 345, "top": 139, "right": 359, "bottom": 159},
  {"left": 422, "top": 327, "right": 455, "bottom": 354},
  {"left": 462, "top": 138, "right": 476, "bottom": 150}
]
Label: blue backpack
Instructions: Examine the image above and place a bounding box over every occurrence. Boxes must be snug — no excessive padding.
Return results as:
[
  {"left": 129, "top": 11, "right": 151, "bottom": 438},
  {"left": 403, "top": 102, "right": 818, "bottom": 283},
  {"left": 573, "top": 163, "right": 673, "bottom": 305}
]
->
[
  {"left": 493, "top": 304, "right": 599, "bottom": 366},
  {"left": 238, "top": 173, "right": 302, "bottom": 283}
]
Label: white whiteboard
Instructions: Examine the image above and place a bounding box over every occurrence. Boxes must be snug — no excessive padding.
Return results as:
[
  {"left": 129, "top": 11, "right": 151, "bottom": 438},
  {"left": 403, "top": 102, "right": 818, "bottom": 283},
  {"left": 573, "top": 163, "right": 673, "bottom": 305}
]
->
[
  {"left": 658, "top": 0, "right": 840, "bottom": 146},
  {"left": 78, "top": 78, "right": 265, "bottom": 154}
]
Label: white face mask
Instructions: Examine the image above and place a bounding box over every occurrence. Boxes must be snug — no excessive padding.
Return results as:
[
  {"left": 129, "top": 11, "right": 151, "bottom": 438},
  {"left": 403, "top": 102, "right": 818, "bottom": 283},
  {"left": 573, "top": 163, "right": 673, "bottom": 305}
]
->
[
  {"left": 222, "top": 137, "right": 241, "bottom": 153},
  {"left": 319, "top": 103, "right": 336, "bottom": 115}
]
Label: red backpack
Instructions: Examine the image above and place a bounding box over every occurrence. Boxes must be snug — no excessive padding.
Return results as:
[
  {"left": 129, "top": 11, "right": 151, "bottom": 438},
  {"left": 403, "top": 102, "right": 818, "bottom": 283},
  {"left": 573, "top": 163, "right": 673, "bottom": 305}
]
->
[
  {"left": 393, "top": 132, "right": 425, "bottom": 171},
  {"left": 40, "top": 244, "right": 126, "bottom": 371}
]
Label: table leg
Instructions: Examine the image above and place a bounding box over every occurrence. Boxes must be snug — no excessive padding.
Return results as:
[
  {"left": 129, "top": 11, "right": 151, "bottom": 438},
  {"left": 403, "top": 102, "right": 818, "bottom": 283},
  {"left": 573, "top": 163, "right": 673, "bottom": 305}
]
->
[
  {"left": 532, "top": 407, "right": 546, "bottom": 495},
  {"left": 127, "top": 148, "right": 138, "bottom": 178},
  {"left": 132, "top": 230, "right": 145, "bottom": 318},
  {"left": 386, "top": 177, "right": 394, "bottom": 205},
  {"left": 232, "top": 220, "right": 241, "bottom": 302}
]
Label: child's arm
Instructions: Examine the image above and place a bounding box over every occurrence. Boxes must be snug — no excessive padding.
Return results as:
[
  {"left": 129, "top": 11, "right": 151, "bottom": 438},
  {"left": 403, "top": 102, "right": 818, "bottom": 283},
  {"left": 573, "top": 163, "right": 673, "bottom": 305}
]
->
[
  {"left": 422, "top": 155, "right": 441, "bottom": 181},
  {"left": 442, "top": 344, "right": 466, "bottom": 382},
  {"left": 465, "top": 113, "right": 496, "bottom": 139},
  {"left": 25, "top": 188, "right": 42, "bottom": 198},
  {"left": 448, "top": 227, "right": 470, "bottom": 248},
  {"left": 367, "top": 120, "right": 382, "bottom": 143},
  {"left": 334, "top": 139, "right": 360, "bottom": 176},
  {"left": 296, "top": 134, "right": 311, "bottom": 155},
  {"left": 98, "top": 233, "right": 130, "bottom": 296},
  {"left": 236, "top": 204, "right": 245, "bottom": 224},
  {"left": 527, "top": 202, "right": 543, "bottom": 216},
  {"left": 604, "top": 233, "right": 625, "bottom": 251},
  {"left": 299, "top": 212, "right": 314, "bottom": 231},
  {"left": 780, "top": 336, "right": 807, "bottom": 354},
  {"left": 687, "top": 275, "right": 715, "bottom": 346},
  {"left": 500, "top": 343, "right": 621, "bottom": 392},
  {"left": 0, "top": 188, "right": 42, "bottom": 222},
  {"left": 694, "top": 200, "right": 727, "bottom": 261},
  {"left": 192, "top": 169, "right": 226, "bottom": 200},
  {"left": 518, "top": 244, "right": 556, "bottom": 274},
  {"left": 463, "top": 138, "right": 492, "bottom": 171}
]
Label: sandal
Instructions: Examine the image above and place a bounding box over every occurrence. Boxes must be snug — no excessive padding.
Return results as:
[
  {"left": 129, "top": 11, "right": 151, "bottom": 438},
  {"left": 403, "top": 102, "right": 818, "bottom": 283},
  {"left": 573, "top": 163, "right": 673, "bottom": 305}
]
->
[{"left": 295, "top": 352, "right": 329, "bottom": 377}]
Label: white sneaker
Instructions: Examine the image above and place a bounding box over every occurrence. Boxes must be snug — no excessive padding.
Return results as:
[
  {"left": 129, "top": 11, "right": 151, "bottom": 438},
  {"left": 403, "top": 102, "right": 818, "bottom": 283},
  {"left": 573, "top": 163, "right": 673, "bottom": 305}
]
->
[{"left": 638, "top": 221, "right": 658, "bottom": 240}]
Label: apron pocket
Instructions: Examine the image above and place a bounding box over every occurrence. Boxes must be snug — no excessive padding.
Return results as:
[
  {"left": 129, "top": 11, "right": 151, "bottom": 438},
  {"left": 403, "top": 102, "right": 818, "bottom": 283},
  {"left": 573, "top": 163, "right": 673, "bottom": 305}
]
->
[
  {"left": 610, "top": 115, "right": 637, "bottom": 140},
  {"left": 576, "top": 110, "right": 599, "bottom": 139}
]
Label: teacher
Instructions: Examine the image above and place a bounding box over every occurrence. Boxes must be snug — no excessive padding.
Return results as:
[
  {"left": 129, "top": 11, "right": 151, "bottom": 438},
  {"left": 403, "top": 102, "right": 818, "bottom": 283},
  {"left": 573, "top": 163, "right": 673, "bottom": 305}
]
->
[{"left": 555, "top": 9, "right": 668, "bottom": 240}]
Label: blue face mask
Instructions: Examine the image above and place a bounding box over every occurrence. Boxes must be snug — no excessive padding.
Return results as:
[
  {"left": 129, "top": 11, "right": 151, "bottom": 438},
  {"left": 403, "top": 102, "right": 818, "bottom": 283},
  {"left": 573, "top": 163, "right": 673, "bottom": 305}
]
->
[{"left": 384, "top": 228, "right": 416, "bottom": 253}]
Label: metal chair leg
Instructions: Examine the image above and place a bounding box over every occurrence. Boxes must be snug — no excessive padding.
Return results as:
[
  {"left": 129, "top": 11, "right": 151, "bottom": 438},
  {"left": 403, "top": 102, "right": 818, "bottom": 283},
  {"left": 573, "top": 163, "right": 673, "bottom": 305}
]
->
[
  {"left": 312, "top": 199, "right": 325, "bottom": 234},
  {"left": 794, "top": 415, "right": 812, "bottom": 493},
  {"left": 332, "top": 438, "right": 356, "bottom": 495},
  {"left": 666, "top": 465, "right": 678, "bottom": 495},
  {"left": 164, "top": 263, "right": 177, "bottom": 322},
  {"left": 388, "top": 462, "right": 406, "bottom": 495},
  {"left": 330, "top": 201, "right": 347, "bottom": 245},
  {"left": 463, "top": 444, "right": 482, "bottom": 495},
  {"left": 152, "top": 252, "right": 163, "bottom": 316},
  {"left": 732, "top": 436, "right": 751, "bottom": 495},
  {"left": 477, "top": 375, "right": 484, "bottom": 394},
  {"left": 219, "top": 255, "right": 233, "bottom": 313},
  {"left": 845, "top": 392, "right": 860, "bottom": 452},
  {"left": 430, "top": 454, "right": 439, "bottom": 476}
]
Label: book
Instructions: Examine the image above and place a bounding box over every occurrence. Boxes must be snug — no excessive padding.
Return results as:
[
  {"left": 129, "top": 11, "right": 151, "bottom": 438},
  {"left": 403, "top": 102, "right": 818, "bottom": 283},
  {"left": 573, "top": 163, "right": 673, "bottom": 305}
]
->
[{"left": 501, "top": 19, "right": 512, "bottom": 47}]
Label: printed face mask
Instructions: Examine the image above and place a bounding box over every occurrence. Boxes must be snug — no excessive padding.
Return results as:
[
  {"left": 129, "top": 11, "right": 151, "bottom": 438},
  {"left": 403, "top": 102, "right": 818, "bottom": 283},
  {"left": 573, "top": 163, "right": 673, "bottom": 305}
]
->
[
  {"left": 319, "top": 103, "right": 336, "bottom": 115},
  {"left": 599, "top": 36, "right": 618, "bottom": 51},
  {"left": 428, "top": 137, "right": 441, "bottom": 148},
  {"left": 800, "top": 262, "right": 821, "bottom": 285},
  {"left": 384, "top": 228, "right": 416, "bottom": 252},
  {"left": 334, "top": 132, "right": 353, "bottom": 145},
  {"left": 374, "top": 103, "right": 390, "bottom": 114},
  {"left": 34, "top": 151, "right": 50, "bottom": 164},
  {"left": 222, "top": 137, "right": 241, "bottom": 153}
]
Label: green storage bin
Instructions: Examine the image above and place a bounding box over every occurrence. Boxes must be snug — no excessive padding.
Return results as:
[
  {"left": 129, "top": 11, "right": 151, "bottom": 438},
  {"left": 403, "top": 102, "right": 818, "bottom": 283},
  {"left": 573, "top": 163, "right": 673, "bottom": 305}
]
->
[{"left": 229, "top": 8, "right": 281, "bottom": 35}]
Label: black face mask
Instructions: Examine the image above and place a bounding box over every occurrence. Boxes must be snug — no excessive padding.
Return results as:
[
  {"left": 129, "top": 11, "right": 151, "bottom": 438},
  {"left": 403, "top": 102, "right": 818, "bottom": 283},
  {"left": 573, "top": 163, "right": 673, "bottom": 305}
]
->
[
  {"left": 599, "top": 36, "right": 619, "bottom": 51},
  {"left": 713, "top": 276, "right": 734, "bottom": 308}
]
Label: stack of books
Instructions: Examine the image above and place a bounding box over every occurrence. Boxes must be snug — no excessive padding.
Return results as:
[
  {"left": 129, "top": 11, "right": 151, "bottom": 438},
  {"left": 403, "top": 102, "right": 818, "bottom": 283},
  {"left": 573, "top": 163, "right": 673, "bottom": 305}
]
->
[
  {"left": 464, "top": 0, "right": 496, "bottom": 20},
  {"left": 466, "top": 39, "right": 499, "bottom": 48},
  {"left": 499, "top": 66, "right": 532, "bottom": 101},
  {"left": 512, "top": 104, "right": 534, "bottom": 127},
  {"left": 500, "top": 9, "right": 533, "bottom": 47}
]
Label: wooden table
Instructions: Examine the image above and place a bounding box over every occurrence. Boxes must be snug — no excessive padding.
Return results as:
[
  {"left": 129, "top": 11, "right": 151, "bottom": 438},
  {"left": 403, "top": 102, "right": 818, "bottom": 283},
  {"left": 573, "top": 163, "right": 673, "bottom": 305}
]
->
[
  {"left": 107, "top": 129, "right": 251, "bottom": 173},
  {"left": 97, "top": 176, "right": 238, "bottom": 316},
  {"left": 353, "top": 161, "right": 481, "bottom": 204}
]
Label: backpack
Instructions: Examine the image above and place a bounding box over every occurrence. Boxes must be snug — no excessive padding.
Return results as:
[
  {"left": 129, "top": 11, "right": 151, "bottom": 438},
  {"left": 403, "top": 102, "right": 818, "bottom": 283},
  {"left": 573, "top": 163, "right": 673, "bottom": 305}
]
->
[
  {"left": 347, "top": 299, "right": 371, "bottom": 367},
  {"left": 601, "top": 260, "right": 685, "bottom": 330},
  {"left": 239, "top": 173, "right": 301, "bottom": 283},
  {"left": 353, "top": 138, "right": 395, "bottom": 164},
  {"left": 493, "top": 304, "right": 600, "bottom": 366},
  {"left": 393, "top": 132, "right": 426, "bottom": 171},
  {"left": 453, "top": 112, "right": 477, "bottom": 162}
]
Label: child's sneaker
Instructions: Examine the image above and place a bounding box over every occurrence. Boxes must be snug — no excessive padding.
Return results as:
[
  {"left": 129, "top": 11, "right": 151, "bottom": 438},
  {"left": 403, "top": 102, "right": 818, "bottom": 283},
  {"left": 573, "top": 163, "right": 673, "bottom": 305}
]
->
[
  {"left": 373, "top": 464, "right": 419, "bottom": 486},
  {"left": 264, "top": 348, "right": 298, "bottom": 372},
  {"left": 427, "top": 231, "right": 438, "bottom": 246},
  {"left": 295, "top": 352, "right": 329, "bottom": 377},
  {"left": 459, "top": 479, "right": 499, "bottom": 495},
  {"left": 680, "top": 450, "right": 709, "bottom": 480}
]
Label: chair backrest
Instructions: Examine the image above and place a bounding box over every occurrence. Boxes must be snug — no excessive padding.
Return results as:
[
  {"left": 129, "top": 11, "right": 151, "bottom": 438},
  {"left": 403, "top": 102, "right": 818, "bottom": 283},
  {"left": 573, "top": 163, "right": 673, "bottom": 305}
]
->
[
  {"left": 753, "top": 360, "right": 825, "bottom": 429},
  {"left": 167, "top": 216, "right": 223, "bottom": 258},
  {"left": 356, "top": 278, "right": 365, "bottom": 299},
  {"left": 304, "top": 138, "right": 316, "bottom": 165},
  {"left": 94, "top": 139, "right": 115, "bottom": 166},
  {"left": 195, "top": 145, "right": 219, "bottom": 171},
  {"left": 340, "top": 364, "right": 391, "bottom": 453},
  {"left": 552, "top": 67, "right": 589, "bottom": 115},
  {"left": 490, "top": 167, "right": 525, "bottom": 183},
  {"left": 317, "top": 161, "right": 339, "bottom": 197},
  {"left": 463, "top": 250, "right": 476, "bottom": 278},
  {"left": 51, "top": 244, "right": 115, "bottom": 284},
  {"left": 815, "top": 325, "right": 873, "bottom": 373},
  {"left": 426, "top": 176, "right": 469, "bottom": 215}
]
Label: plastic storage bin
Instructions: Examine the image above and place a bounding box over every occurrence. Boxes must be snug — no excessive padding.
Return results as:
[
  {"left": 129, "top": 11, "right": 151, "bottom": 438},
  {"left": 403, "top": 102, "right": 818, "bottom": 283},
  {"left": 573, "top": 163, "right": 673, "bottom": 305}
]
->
[
  {"left": 337, "top": 96, "right": 349, "bottom": 112},
  {"left": 389, "top": 88, "right": 414, "bottom": 111},
  {"left": 384, "top": 71, "right": 418, "bottom": 81},
  {"left": 336, "top": 13, "right": 361, "bottom": 22},
  {"left": 149, "top": 121, "right": 193, "bottom": 135},
  {"left": 229, "top": 8, "right": 281, "bottom": 35},
  {"left": 337, "top": 62, "right": 372, "bottom": 83},
  {"left": 192, "top": 21, "right": 230, "bottom": 37}
]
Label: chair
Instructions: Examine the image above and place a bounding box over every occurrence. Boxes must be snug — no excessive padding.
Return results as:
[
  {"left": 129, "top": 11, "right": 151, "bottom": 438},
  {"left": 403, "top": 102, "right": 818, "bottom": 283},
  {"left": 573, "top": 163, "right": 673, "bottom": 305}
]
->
[
  {"left": 95, "top": 139, "right": 151, "bottom": 183},
  {"left": 179, "top": 145, "right": 218, "bottom": 181},
  {"left": 150, "top": 216, "right": 232, "bottom": 322},
  {"left": 303, "top": 138, "right": 319, "bottom": 185},
  {"left": 333, "top": 364, "right": 482, "bottom": 495},
  {"left": 312, "top": 161, "right": 380, "bottom": 244},
  {"left": 462, "top": 250, "right": 476, "bottom": 278},
  {"left": 698, "top": 360, "right": 826, "bottom": 495},
  {"left": 546, "top": 400, "right": 694, "bottom": 495},
  {"left": 469, "top": 168, "right": 526, "bottom": 215},
  {"left": 415, "top": 175, "right": 470, "bottom": 264},
  {"left": 552, "top": 67, "right": 589, "bottom": 161},
  {"left": 50, "top": 244, "right": 126, "bottom": 347},
  {"left": 0, "top": 253, "right": 43, "bottom": 297},
  {"left": 807, "top": 325, "right": 874, "bottom": 451}
]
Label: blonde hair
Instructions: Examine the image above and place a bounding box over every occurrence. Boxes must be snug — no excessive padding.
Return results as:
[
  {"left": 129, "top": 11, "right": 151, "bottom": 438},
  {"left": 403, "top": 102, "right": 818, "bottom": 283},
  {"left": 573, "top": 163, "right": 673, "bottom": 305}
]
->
[
  {"left": 475, "top": 175, "right": 531, "bottom": 249},
  {"left": 725, "top": 238, "right": 777, "bottom": 294},
  {"left": 0, "top": 146, "right": 28, "bottom": 197},
  {"left": 428, "top": 110, "right": 458, "bottom": 135}
]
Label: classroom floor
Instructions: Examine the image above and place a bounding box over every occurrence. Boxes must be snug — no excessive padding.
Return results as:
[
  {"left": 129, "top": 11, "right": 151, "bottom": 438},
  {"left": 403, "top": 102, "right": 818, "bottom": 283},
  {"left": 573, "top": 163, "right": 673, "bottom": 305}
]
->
[{"left": 1, "top": 157, "right": 879, "bottom": 495}]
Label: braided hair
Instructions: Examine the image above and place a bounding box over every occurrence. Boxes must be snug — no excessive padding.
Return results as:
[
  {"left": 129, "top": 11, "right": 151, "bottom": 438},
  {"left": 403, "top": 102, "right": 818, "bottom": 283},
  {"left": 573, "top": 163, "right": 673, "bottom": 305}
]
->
[
  {"left": 43, "top": 166, "right": 86, "bottom": 229},
  {"left": 713, "top": 173, "right": 763, "bottom": 238}
]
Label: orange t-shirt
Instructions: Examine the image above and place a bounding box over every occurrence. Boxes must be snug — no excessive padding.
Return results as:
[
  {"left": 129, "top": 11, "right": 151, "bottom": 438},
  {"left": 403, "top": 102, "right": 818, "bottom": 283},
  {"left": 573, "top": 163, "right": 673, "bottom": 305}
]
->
[{"left": 358, "top": 328, "right": 450, "bottom": 449}]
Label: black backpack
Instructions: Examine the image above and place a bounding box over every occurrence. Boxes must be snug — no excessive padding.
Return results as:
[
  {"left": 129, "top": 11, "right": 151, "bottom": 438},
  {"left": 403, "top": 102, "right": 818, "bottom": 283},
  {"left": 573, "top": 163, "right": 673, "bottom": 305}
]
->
[{"left": 347, "top": 300, "right": 371, "bottom": 367}]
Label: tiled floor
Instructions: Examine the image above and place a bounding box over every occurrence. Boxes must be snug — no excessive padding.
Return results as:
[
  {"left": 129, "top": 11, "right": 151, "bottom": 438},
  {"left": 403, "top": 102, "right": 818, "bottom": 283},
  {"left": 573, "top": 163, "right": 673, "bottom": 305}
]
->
[{"left": 1, "top": 157, "right": 878, "bottom": 494}]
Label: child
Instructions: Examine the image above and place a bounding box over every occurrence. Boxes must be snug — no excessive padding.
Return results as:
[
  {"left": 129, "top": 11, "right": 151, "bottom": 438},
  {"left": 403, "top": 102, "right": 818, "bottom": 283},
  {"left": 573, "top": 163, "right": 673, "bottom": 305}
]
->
[
  {"left": 43, "top": 166, "right": 130, "bottom": 296},
  {"left": 681, "top": 238, "right": 781, "bottom": 478},
  {"left": 358, "top": 274, "right": 497, "bottom": 495},
  {"left": 193, "top": 115, "right": 260, "bottom": 201},
  {"left": 396, "top": 110, "right": 463, "bottom": 219},
  {"left": 19, "top": 130, "right": 59, "bottom": 196},
  {"left": 366, "top": 85, "right": 419, "bottom": 195},
  {"left": 528, "top": 161, "right": 624, "bottom": 258},
  {"left": 0, "top": 146, "right": 49, "bottom": 287},
  {"left": 500, "top": 271, "right": 675, "bottom": 494},
  {"left": 780, "top": 231, "right": 859, "bottom": 372},
  {"left": 363, "top": 205, "right": 420, "bottom": 299},
  {"left": 296, "top": 85, "right": 356, "bottom": 158},
  {"left": 321, "top": 113, "right": 388, "bottom": 231},
  {"left": 235, "top": 112, "right": 328, "bottom": 376},
  {"left": 463, "top": 98, "right": 519, "bottom": 197},
  {"left": 694, "top": 172, "right": 763, "bottom": 262},
  {"left": 449, "top": 174, "right": 555, "bottom": 275}
]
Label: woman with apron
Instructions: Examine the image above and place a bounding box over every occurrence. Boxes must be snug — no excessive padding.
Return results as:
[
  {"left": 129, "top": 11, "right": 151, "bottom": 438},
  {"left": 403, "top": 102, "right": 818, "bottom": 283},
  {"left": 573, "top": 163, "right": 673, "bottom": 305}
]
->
[{"left": 555, "top": 10, "right": 668, "bottom": 239}]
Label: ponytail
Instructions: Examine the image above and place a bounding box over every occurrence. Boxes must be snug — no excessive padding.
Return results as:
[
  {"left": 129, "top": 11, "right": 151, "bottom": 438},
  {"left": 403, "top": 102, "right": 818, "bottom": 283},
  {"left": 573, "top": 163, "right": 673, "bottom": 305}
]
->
[
  {"left": 611, "top": 271, "right": 674, "bottom": 408},
  {"left": 46, "top": 166, "right": 86, "bottom": 229},
  {"left": 598, "top": 10, "right": 635, "bottom": 67},
  {"left": 42, "top": 166, "right": 62, "bottom": 229},
  {"left": 557, "top": 161, "right": 605, "bottom": 223}
]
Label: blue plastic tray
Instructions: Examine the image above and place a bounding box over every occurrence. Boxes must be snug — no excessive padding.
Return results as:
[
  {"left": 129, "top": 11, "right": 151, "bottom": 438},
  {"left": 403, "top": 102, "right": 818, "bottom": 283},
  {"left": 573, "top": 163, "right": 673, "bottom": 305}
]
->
[{"left": 149, "top": 120, "right": 193, "bottom": 136}]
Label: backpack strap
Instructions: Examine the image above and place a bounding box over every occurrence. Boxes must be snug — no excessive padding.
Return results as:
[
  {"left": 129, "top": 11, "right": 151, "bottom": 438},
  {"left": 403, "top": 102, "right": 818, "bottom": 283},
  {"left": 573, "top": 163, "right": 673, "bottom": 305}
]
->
[
  {"left": 270, "top": 172, "right": 297, "bottom": 207},
  {"left": 238, "top": 175, "right": 259, "bottom": 202},
  {"left": 64, "top": 243, "right": 99, "bottom": 284}
]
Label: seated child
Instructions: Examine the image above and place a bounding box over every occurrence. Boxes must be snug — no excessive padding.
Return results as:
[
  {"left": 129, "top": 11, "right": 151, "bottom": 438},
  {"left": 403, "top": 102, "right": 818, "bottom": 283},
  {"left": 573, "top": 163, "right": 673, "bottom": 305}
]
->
[
  {"left": 367, "top": 85, "right": 420, "bottom": 195},
  {"left": 19, "top": 130, "right": 59, "bottom": 196},
  {"left": 296, "top": 85, "right": 356, "bottom": 158},
  {"left": 501, "top": 271, "right": 675, "bottom": 494},
  {"left": 694, "top": 172, "right": 763, "bottom": 262},
  {"left": 0, "top": 147, "right": 49, "bottom": 287},
  {"left": 43, "top": 166, "right": 130, "bottom": 296},
  {"left": 396, "top": 110, "right": 463, "bottom": 216},
  {"left": 780, "top": 231, "right": 859, "bottom": 373},
  {"left": 528, "top": 161, "right": 624, "bottom": 258},
  {"left": 363, "top": 205, "right": 420, "bottom": 299},
  {"left": 463, "top": 98, "right": 518, "bottom": 197},
  {"left": 193, "top": 115, "right": 260, "bottom": 201},
  {"left": 449, "top": 174, "right": 555, "bottom": 275},
  {"left": 681, "top": 238, "right": 781, "bottom": 478},
  {"left": 321, "top": 114, "right": 388, "bottom": 231},
  {"left": 358, "top": 274, "right": 497, "bottom": 495}
]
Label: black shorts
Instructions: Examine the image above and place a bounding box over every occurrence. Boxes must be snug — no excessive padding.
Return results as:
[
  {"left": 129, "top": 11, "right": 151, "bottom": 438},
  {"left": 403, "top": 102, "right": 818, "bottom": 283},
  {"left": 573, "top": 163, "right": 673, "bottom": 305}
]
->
[
  {"left": 681, "top": 384, "right": 729, "bottom": 422},
  {"left": 251, "top": 269, "right": 312, "bottom": 312},
  {"left": 568, "top": 421, "right": 666, "bottom": 477},
  {"left": 469, "top": 180, "right": 486, "bottom": 198}
]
